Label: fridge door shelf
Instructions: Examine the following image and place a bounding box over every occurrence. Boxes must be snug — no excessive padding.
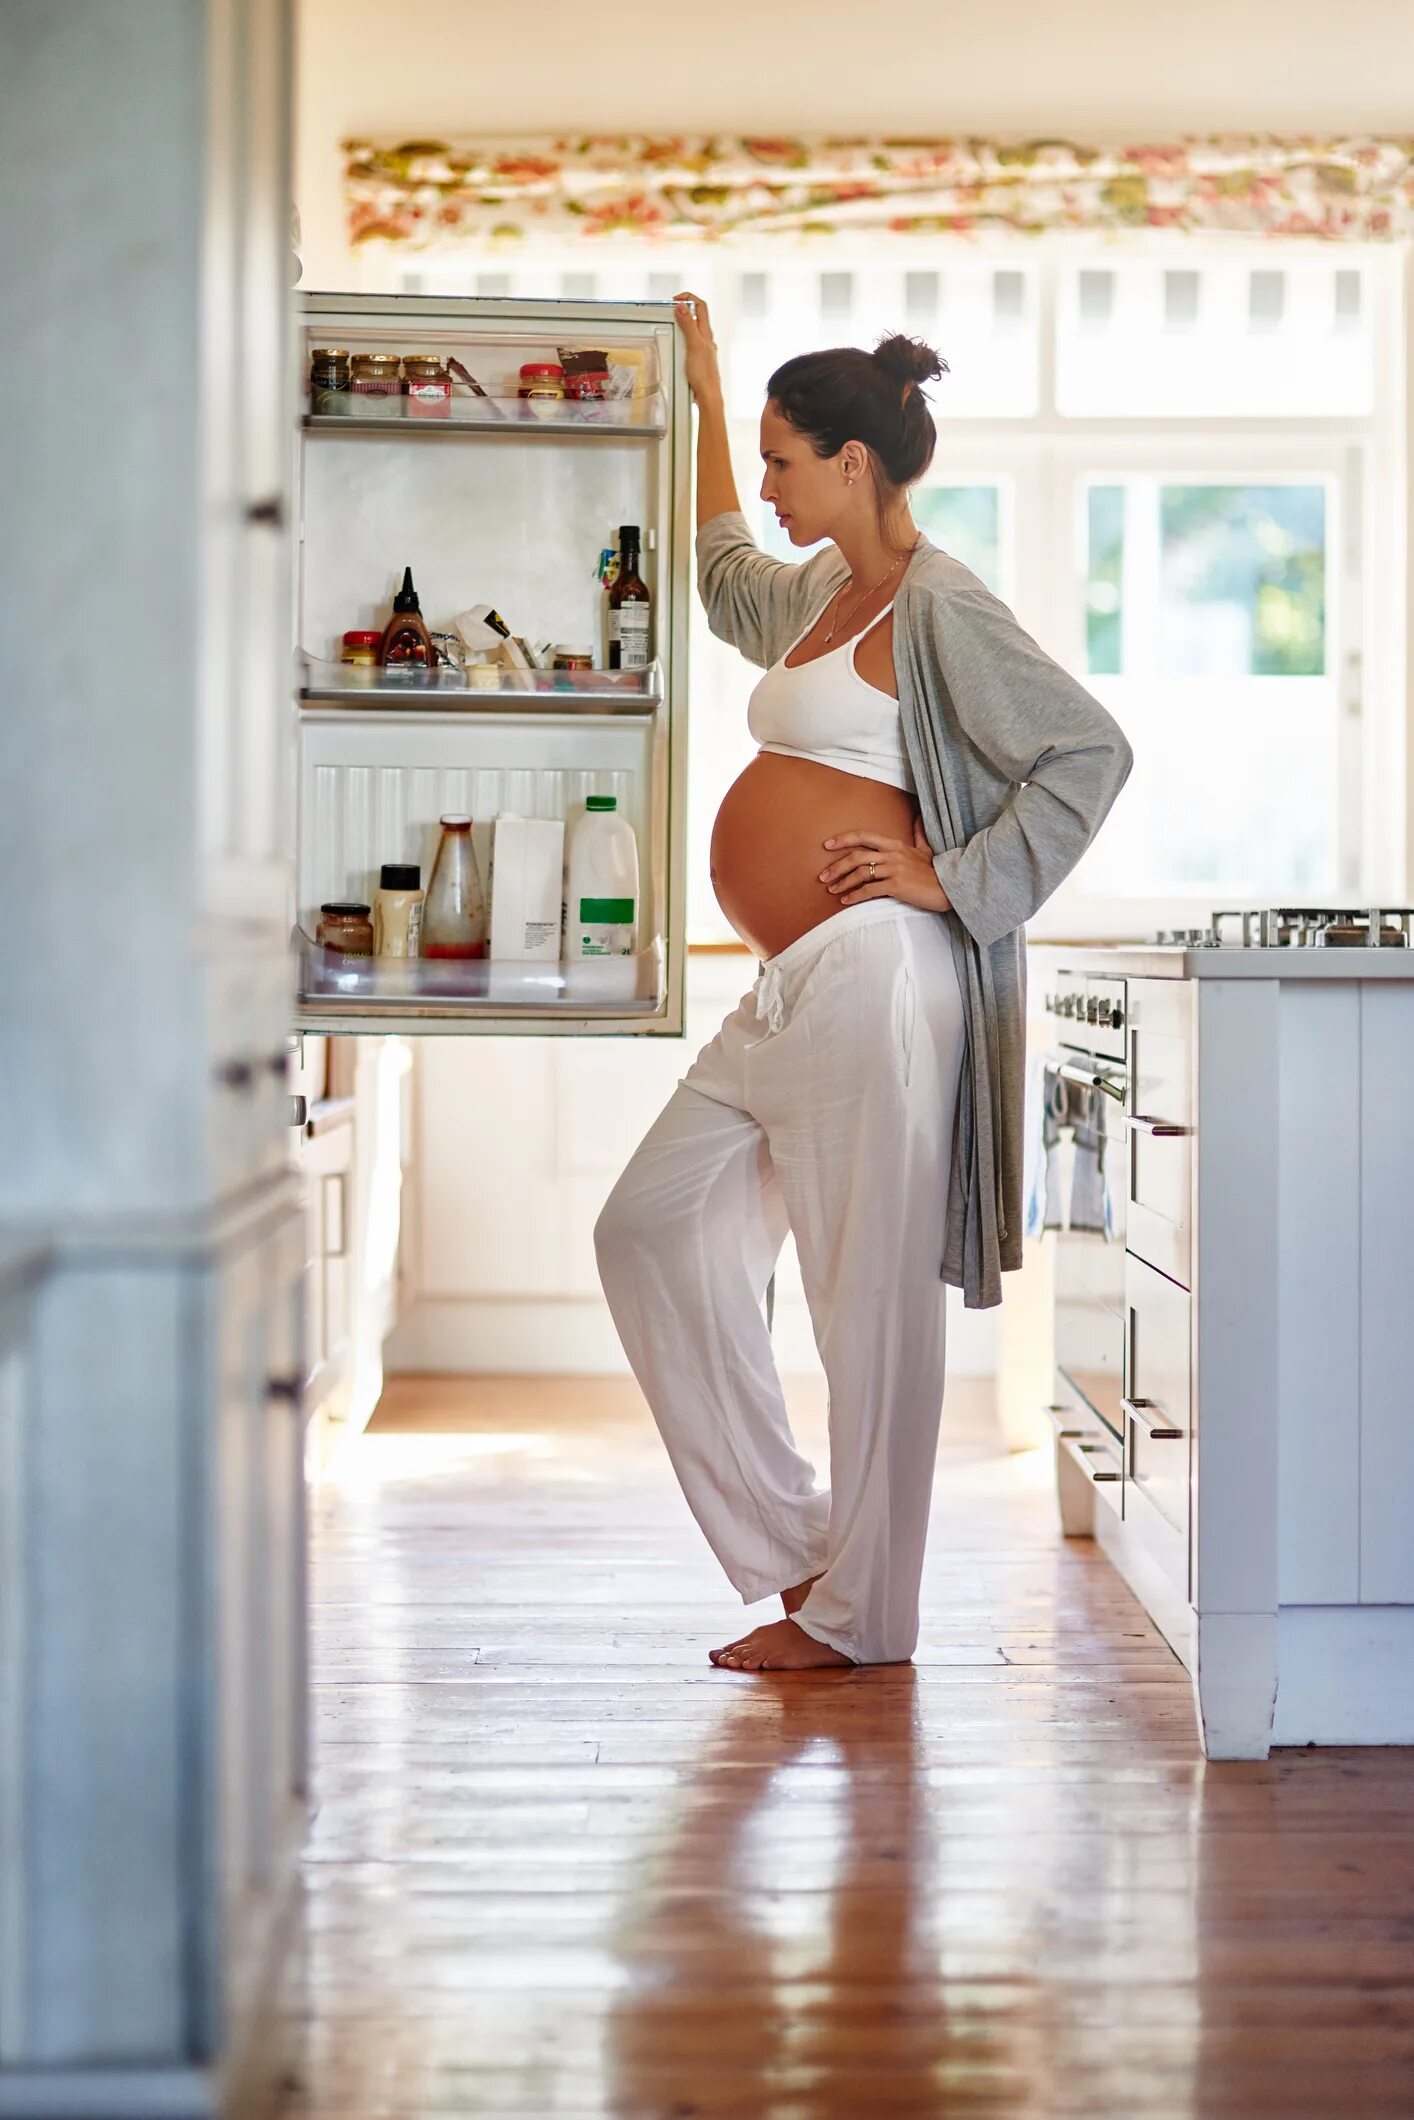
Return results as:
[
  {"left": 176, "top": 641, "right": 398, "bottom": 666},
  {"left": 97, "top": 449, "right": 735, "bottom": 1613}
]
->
[
  {"left": 303, "top": 391, "right": 667, "bottom": 439},
  {"left": 298, "top": 657, "right": 662, "bottom": 713},
  {"left": 294, "top": 927, "right": 663, "bottom": 1016}
]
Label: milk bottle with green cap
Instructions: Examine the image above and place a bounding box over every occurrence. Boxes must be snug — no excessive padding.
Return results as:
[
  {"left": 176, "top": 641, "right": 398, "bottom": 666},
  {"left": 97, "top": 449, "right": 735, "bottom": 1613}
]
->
[{"left": 564, "top": 795, "right": 639, "bottom": 958}]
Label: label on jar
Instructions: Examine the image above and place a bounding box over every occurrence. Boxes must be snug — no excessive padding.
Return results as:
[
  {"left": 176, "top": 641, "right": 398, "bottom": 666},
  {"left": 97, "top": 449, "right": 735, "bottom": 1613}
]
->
[
  {"left": 407, "top": 379, "right": 451, "bottom": 419},
  {"left": 608, "top": 605, "right": 651, "bottom": 670}
]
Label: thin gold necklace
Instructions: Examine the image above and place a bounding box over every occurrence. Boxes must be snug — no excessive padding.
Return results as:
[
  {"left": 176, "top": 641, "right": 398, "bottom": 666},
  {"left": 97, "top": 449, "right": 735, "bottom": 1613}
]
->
[{"left": 822, "top": 544, "right": 914, "bottom": 646}]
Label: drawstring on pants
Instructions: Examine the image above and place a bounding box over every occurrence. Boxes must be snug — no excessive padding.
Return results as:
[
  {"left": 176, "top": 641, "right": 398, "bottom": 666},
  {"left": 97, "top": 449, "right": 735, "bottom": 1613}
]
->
[{"left": 754, "top": 959, "right": 786, "bottom": 1034}]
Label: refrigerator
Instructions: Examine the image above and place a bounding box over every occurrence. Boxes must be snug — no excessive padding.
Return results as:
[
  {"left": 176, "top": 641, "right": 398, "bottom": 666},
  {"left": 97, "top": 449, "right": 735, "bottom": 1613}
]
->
[{"left": 292, "top": 292, "right": 691, "bottom": 1038}]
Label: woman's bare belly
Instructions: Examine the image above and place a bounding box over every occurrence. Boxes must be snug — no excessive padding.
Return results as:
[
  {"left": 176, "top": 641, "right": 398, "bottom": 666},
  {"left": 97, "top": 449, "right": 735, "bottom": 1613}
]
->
[{"left": 710, "top": 750, "right": 921, "bottom": 961}]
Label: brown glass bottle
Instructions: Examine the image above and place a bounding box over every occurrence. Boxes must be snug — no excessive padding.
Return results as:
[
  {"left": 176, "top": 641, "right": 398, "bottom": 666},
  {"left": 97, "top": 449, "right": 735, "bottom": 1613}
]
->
[
  {"left": 380, "top": 566, "right": 434, "bottom": 671},
  {"left": 607, "top": 524, "right": 651, "bottom": 670}
]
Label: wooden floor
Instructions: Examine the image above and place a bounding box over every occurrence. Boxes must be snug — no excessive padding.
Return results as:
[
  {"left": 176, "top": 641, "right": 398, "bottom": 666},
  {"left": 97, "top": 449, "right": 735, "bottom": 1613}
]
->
[{"left": 273, "top": 1374, "right": 1414, "bottom": 2118}]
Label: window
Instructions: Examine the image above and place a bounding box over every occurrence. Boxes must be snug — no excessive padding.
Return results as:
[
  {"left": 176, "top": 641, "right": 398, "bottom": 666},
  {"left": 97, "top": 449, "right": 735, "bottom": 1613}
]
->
[
  {"left": 376, "top": 238, "right": 1402, "bottom": 941},
  {"left": 1078, "top": 478, "right": 1337, "bottom": 897}
]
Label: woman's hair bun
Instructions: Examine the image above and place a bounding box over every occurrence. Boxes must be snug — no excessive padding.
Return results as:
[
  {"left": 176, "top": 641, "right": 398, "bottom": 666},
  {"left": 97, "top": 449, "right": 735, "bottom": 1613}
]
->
[{"left": 872, "top": 333, "right": 947, "bottom": 388}]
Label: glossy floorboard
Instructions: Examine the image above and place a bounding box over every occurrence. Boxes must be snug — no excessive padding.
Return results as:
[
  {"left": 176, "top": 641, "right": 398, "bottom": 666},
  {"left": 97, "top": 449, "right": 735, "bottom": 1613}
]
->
[{"left": 271, "top": 1375, "right": 1414, "bottom": 2118}]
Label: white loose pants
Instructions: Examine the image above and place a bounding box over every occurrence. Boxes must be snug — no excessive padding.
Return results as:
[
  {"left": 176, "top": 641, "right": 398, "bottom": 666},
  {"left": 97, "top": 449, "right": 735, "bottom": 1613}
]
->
[{"left": 594, "top": 897, "right": 968, "bottom": 1665}]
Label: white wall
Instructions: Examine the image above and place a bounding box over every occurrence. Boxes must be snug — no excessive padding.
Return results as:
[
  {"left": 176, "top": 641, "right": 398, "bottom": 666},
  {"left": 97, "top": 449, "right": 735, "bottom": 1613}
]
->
[{"left": 294, "top": 0, "right": 1414, "bottom": 289}]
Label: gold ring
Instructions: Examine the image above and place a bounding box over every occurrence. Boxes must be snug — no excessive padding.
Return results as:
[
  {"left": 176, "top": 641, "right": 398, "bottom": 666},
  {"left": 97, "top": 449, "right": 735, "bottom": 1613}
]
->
[{"left": 868, "top": 860, "right": 876, "bottom": 878}]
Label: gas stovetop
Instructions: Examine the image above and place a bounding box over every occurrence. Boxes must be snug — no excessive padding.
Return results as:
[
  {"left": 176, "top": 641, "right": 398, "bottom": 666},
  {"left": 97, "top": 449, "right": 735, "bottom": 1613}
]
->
[{"left": 1155, "top": 907, "right": 1414, "bottom": 950}]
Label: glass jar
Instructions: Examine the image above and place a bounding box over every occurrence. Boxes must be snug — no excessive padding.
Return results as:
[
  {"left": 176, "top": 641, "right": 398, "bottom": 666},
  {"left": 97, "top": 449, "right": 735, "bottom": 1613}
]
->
[
  {"left": 403, "top": 353, "right": 451, "bottom": 419},
  {"left": 518, "top": 362, "right": 565, "bottom": 419},
  {"left": 316, "top": 902, "right": 374, "bottom": 954},
  {"left": 341, "top": 630, "right": 382, "bottom": 667},
  {"left": 310, "top": 346, "right": 351, "bottom": 411},
  {"left": 551, "top": 645, "right": 593, "bottom": 671},
  {"left": 422, "top": 816, "right": 487, "bottom": 959},
  {"left": 349, "top": 352, "right": 403, "bottom": 417}
]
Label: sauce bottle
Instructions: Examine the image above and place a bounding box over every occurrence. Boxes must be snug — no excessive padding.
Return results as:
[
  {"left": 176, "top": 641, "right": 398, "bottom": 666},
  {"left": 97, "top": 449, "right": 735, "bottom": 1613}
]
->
[
  {"left": 607, "top": 525, "right": 651, "bottom": 670},
  {"left": 423, "top": 817, "right": 487, "bottom": 958},
  {"left": 374, "top": 863, "right": 424, "bottom": 958},
  {"left": 380, "top": 566, "right": 434, "bottom": 671}
]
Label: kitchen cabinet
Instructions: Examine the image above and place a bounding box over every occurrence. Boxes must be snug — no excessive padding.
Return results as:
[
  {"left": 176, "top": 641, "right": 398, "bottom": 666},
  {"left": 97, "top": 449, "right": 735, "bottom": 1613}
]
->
[
  {"left": 1123, "top": 1252, "right": 1191, "bottom": 1600},
  {"left": 1033, "top": 942, "right": 1414, "bottom": 1758},
  {"left": 291, "top": 294, "right": 691, "bottom": 1038},
  {"left": 1124, "top": 977, "right": 1192, "bottom": 1289}
]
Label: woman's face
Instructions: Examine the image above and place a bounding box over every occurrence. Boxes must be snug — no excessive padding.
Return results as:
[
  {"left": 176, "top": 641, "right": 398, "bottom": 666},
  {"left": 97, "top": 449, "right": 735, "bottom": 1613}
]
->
[{"left": 759, "top": 400, "right": 866, "bottom": 546}]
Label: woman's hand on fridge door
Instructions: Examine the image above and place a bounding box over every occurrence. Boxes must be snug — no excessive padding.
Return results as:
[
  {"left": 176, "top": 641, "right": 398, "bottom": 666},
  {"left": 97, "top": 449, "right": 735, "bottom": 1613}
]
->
[
  {"left": 819, "top": 815, "right": 954, "bottom": 914},
  {"left": 673, "top": 292, "right": 723, "bottom": 409}
]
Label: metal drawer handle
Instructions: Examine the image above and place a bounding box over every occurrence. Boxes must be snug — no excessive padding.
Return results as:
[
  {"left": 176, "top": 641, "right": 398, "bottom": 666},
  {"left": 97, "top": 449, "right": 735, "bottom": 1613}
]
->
[
  {"left": 1126, "top": 1112, "right": 1188, "bottom": 1138},
  {"left": 1122, "top": 1394, "right": 1182, "bottom": 1440},
  {"left": 1076, "top": 1442, "right": 1121, "bottom": 1482},
  {"left": 1059, "top": 1061, "right": 1124, "bottom": 1095}
]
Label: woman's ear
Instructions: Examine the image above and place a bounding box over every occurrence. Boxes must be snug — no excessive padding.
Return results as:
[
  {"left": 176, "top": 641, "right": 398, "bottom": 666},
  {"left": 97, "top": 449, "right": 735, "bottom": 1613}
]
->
[{"left": 839, "top": 440, "right": 869, "bottom": 487}]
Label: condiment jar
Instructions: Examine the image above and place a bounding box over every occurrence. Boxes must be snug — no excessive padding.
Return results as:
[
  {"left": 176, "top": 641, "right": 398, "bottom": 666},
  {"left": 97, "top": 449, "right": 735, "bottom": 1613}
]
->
[
  {"left": 310, "top": 346, "right": 351, "bottom": 411},
  {"left": 349, "top": 352, "right": 403, "bottom": 416},
  {"left": 374, "top": 864, "right": 424, "bottom": 959},
  {"left": 518, "top": 362, "right": 565, "bottom": 419},
  {"left": 552, "top": 645, "right": 594, "bottom": 671},
  {"left": 403, "top": 353, "right": 451, "bottom": 419},
  {"left": 341, "top": 630, "right": 382, "bottom": 667},
  {"left": 316, "top": 902, "right": 374, "bottom": 955}
]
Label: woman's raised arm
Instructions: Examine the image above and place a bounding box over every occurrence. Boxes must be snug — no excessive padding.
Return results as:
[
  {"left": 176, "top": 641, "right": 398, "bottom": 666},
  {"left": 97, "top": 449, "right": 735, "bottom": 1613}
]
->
[{"left": 674, "top": 294, "right": 742, "bottom": 527}]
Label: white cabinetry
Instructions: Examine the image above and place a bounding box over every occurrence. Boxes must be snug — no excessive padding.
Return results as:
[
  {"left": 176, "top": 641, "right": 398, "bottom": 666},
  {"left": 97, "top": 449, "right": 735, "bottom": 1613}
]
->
[
  {"left": 1037, "top": 946, "right": 1414, "bottom": 1759},
  {"left": 0, "top": 2, "right": 305, "bottom": 2109}
]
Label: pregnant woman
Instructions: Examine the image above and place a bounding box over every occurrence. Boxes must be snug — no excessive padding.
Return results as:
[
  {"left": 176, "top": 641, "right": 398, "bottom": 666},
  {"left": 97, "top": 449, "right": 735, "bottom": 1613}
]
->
[{"left": 595, "top": 293, "right": 1133, "bottom": 1672}]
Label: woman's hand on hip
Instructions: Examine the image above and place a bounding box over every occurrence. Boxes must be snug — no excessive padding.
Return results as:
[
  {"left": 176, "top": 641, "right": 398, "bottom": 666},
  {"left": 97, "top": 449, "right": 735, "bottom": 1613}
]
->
[
  {"left": 819, "top": 816, "right": 953, "bottom": 913},
  {"left": 673, "top": 291, "right": 724, "bottom": 407}
]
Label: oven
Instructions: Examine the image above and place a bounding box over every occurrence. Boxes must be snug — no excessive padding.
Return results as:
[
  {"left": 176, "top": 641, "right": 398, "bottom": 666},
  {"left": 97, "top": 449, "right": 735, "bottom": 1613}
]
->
[{"left": 1040, "top": 974, "right": 1128, "bottom": 1475}]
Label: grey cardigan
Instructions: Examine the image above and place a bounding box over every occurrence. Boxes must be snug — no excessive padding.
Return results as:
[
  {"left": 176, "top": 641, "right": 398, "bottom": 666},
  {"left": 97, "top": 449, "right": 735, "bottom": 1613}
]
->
[{"left": 697, "top": 510, "right": 1134, "bottom": 1309}]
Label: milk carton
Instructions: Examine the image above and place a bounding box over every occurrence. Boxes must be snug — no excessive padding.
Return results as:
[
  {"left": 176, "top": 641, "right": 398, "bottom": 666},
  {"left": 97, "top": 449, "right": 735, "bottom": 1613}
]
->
[
  {"left": 564, "top": 796, "right": 638, "bottom": 958},
  {"left": 488, "top": 814, "right": 565, "bottom": 961}
]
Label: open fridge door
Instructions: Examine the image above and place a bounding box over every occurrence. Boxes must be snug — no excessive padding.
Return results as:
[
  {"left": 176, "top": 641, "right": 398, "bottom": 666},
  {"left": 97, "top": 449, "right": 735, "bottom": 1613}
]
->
[{"left": 291, "top": 294, "right": 689, "bottom": 1035}]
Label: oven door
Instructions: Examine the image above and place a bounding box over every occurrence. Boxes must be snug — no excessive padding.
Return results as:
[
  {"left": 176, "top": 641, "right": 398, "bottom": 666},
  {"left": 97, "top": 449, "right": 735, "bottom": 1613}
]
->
[{"left": 1050, "top": 1055, "right": 1128, "bottom": 1443}]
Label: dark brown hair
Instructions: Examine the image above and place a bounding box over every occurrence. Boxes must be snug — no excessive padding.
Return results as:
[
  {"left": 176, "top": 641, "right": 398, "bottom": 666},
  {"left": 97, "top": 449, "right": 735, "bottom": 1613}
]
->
[{"left": 766, "top": 333, "right": 947, "bottom": 510}]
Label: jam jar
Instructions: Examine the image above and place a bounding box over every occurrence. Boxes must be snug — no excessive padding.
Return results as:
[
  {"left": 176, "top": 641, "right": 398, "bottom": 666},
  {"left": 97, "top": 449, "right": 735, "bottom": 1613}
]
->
[
  {"left": 316, "top": 902, "right": 374, "bottom": 954},
  {"left": 402, "top": 353, "right": 451, "bottom": 419}
]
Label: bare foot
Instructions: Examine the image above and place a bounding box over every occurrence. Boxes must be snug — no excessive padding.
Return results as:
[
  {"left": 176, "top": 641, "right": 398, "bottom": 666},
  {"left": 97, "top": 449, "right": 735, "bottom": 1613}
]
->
[
  {"left": 709, "top": 1618, "right": 854, "bottom": 1671},
  {"left": 709, "top": 1574, "right": 824, "bottom": 1666}
]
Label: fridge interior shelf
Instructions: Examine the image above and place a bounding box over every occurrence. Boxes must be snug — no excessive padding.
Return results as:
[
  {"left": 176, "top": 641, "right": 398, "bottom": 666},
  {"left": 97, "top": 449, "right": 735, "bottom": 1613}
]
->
[
  {"left": 294, "top": 927, "right": 663, "bottom": 1015},
  {"left": 302, "top": 391, "right": 667, "bottom": 439},
  {"left": 298, "top": 657, "right": 663, "bottom": 713}
]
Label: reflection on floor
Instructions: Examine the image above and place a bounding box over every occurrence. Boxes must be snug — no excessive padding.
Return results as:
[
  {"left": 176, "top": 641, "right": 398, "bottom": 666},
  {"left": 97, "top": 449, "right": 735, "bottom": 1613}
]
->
[{"left": 274, "top": 1374, "right": 1414, "bottom": 2117}]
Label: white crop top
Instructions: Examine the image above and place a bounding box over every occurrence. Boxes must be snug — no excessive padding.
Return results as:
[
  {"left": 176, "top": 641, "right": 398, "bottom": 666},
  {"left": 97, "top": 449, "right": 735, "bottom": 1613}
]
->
[{"left": 745, "top": 602, "right": 916, "bottom": 794}]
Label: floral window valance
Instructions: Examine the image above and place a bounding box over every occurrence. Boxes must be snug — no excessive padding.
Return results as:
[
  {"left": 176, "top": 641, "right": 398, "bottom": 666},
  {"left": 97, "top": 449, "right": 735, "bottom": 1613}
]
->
[{"left": 345, "top": 134, "right": 1414, "bottom": 250}]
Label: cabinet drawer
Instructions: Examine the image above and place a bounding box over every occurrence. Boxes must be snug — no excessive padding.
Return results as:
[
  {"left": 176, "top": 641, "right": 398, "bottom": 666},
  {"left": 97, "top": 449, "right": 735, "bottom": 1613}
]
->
[
  {"left": 1126, "top": 978, "right": 1194, "bottom": 1289},
  {"left": 1123, "top": 1253, "right": 1192, "bottom": 1598}
]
